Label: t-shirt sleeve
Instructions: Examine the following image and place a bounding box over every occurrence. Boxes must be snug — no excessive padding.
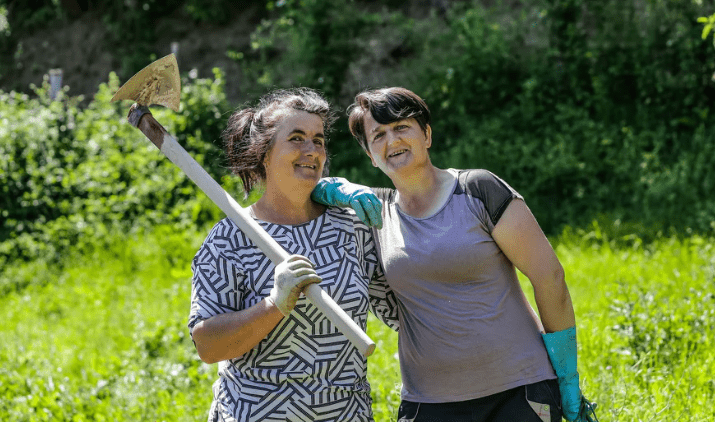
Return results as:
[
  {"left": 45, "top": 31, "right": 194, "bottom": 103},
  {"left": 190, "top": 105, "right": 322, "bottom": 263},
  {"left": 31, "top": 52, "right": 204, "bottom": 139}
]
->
[
  {"left": 462, "top": 169, "right": 523, "bottom": 231},
  {"left": 188, "top": 221, "right": 247, "bottom": 336}
]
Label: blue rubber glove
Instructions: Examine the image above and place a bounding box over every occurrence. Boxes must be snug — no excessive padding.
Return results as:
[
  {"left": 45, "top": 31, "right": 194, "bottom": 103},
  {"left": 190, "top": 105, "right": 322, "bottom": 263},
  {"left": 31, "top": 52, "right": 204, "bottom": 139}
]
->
[
  {"left": 577, "top": 397, "right": 599, "bottom": 422},
  {"left": 542, "top": 326, "right": 584, "bottom": 421},
  {"left": 311, "top": 177, "right": 383, "bottom": 229}
]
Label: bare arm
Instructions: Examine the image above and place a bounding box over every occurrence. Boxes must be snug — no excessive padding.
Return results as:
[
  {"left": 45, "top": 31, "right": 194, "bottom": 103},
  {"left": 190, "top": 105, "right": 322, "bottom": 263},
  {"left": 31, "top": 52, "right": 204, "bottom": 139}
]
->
[
  {"left": 491, "top": 199, "right": 576, "bottom": 333},
  {"left": 191, "top": 300, "right": 284, "bottom": 364}
]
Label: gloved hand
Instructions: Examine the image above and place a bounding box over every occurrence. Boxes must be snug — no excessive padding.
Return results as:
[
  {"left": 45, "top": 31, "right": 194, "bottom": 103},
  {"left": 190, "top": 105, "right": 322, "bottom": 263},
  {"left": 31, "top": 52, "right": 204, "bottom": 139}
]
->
[
  {"left": 577, "top": 396, "right": 599, "bottom": 422},
  {"left": 268, "top": 255, "right": 322, "bottom": 315},
  {"left": 542, "top": 326, "right": 598, "bottom": 422},
  {"left": 311, "top": 177, "right": 383, "bottom": 229}
]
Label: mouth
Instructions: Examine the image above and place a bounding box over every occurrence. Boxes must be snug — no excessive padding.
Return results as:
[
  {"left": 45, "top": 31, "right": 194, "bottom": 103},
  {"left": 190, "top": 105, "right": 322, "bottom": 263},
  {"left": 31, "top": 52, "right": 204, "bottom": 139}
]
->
[
  {"left": 388, "top": 149, "right": 408, "bottom": 158},
  {"left": 296, "top": 163, "right": 318, "bottom": 170}
]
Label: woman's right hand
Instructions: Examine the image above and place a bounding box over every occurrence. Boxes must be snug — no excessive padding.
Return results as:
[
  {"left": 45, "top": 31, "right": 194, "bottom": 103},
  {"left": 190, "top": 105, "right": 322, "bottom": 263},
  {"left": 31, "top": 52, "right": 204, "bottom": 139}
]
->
[{"left": 269, "top": 255, "right": 322, "bottom": 315}]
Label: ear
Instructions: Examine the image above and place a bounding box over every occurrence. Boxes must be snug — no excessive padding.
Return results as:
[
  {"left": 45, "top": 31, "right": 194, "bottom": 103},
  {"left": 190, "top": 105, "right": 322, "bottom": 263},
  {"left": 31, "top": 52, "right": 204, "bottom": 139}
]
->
[{"left": 425, "top": 124, "right": 433, "bottom": 149}]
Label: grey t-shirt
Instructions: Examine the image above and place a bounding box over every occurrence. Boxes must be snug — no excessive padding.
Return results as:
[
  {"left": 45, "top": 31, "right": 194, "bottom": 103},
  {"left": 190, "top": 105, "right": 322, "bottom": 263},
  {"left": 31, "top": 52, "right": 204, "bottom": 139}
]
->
[{"left": 372, "top": 169, "right": 556, "bottom": 403}]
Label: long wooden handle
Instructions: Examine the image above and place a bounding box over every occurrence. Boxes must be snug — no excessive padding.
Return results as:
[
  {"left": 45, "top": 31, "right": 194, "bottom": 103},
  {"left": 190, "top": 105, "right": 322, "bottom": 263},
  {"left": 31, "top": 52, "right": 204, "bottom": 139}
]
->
[{"left": 129, "top": 105, "right": 375, "bottom": 357}]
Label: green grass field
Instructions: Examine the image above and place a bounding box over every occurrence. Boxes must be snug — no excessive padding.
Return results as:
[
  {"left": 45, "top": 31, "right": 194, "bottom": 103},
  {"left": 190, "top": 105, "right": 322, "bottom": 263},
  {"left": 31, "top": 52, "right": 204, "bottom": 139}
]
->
[{"left": 1, "top": 224, "right": 713, "bottom": 421}]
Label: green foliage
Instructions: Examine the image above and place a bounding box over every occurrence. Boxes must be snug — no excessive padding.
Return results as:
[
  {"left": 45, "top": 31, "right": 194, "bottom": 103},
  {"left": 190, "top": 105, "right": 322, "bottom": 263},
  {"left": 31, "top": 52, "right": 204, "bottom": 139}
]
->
[
  {"left": 698, "top": 10, "right": 715, "bottom": 47},
  {"left": 0, "top": 227, "right": 214, "bottom": 421},
  {"left": 0, "top": 69, "right": 240, "bottom": 268},
  {"left": 98, "top": 0, "right": 184, "bottom": 79},
  {"left": 0, "top": 0, "right": 185, "bottom": 81},
  {"left": 241, "top": 0, "right": 401, "bottom": 100},
  {"left": 548, "top": 227, "right": 715, "bottom": 421},
  {"left": 184, "top": 0, "right": 257, "bottom": 24},
  {"left": 2, "top": 0, "right": 64, "bottom": 34},
  {"left": 405, "top": 0, "right": 715, "bottom": 233},
  {"left": 1, "top": 226, "right": 714, "bottom": 421},
  {"left": 2, "top": 0, "right": 715, "bottom": 270},
  {"left": 236, "top": 0, "right": 715, "bottom": 234}
]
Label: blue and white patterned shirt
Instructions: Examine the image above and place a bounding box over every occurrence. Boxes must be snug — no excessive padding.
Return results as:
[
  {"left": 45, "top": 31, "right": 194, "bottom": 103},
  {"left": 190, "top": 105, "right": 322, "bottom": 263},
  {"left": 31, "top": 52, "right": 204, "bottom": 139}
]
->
[{"left": 189, "top": 207, "right": 399, "bottom": 422}]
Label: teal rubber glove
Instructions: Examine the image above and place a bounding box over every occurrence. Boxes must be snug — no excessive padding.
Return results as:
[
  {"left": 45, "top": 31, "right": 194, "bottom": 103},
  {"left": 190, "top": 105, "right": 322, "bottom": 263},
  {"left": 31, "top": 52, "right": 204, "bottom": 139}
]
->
[
  {"left": 577, "top": 397, "right": 599, "bottom": 422},
  {"left": 542, "top": 326, "right": 586, "bottom": 421},
  {"left": 311, "top": 177, "right": 383, "bottom": 229}
]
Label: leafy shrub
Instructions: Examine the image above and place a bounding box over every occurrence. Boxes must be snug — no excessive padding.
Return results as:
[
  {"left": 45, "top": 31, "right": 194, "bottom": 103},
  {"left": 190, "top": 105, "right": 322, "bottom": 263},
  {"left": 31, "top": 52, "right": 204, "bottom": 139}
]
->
[
  {"left": 237, "top": 0, "right": 715, "bottom": 234},
  {"left": 0, "top": 69, "right": 239, "bottom": 269},
  {"left": 404, "top": 0, "right": 715, "bottom": 233},
  {"left": 3, "top": 0, "right": 715, "bottom": 277}
]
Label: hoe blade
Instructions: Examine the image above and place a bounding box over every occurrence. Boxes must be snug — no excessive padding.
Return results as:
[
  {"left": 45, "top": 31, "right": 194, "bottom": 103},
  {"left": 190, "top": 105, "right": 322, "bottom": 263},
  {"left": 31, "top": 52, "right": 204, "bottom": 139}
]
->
[{"left": 111, "top": 53, "right": 181, "bottom": 111}]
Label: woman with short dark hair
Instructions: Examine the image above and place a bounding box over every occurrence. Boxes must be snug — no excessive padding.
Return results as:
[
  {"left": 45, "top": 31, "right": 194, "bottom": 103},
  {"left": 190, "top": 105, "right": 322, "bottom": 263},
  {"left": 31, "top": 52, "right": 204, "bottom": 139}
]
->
[{"left": 313, "top": 87, "right": 597, "bottom": 422}]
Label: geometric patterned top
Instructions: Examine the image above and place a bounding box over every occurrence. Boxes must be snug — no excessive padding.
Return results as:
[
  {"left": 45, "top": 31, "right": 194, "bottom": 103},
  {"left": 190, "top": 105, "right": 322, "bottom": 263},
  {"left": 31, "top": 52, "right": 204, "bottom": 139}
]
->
[{"left": 188, "top": 207, "right": 399, "bottom": 422}]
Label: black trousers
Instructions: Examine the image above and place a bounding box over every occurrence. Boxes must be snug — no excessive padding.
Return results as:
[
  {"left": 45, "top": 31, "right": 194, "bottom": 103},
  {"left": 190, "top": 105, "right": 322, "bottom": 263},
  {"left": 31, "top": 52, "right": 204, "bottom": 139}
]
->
[{"left": 396, "top": 379, "right": 562, "bottom": 422}]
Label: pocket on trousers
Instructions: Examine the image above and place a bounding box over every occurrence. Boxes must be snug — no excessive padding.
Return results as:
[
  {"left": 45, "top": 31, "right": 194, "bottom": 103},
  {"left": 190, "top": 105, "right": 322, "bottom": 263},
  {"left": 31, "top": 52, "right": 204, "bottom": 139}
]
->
[
  {"left": 525, "top": 379, "right": 562, "bottom": 422},
  {"left": 397, "top": 401, "right": 421, "bottom": 422}
]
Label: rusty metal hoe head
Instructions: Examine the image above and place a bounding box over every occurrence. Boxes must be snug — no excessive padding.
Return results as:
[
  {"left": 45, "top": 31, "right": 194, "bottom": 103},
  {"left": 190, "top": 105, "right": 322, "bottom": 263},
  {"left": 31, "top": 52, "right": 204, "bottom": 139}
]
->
[{"left": 111, "top": 53, "right": 181, "bottom": 112}]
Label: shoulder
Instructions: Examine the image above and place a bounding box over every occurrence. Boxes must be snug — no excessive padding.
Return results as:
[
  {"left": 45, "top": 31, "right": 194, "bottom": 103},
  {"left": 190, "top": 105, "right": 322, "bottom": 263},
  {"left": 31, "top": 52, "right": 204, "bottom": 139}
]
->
[
  {"left": 325, "top": 205, "right": 356, "bottom": 221},
  {"left": 455, "top": 169, "right": 517, "bottom": 197},
  {"left": 324, "top": 206, "right": 370, "bottom": 233},
  {"left": 454, "top": 169, "right": 522, "bottom": 226},
  {"left": 203, "top": 218, "right": 246, "bottom": 245},
  {"left": 194, "top": 218, "right": 251, "bottom": 262}
]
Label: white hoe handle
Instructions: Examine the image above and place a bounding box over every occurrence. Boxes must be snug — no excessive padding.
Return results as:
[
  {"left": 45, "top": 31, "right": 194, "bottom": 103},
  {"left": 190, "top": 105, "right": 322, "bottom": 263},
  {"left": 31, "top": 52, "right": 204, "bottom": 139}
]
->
[{"left": 129, "top": 105, "right": 375, "bottom": 357}]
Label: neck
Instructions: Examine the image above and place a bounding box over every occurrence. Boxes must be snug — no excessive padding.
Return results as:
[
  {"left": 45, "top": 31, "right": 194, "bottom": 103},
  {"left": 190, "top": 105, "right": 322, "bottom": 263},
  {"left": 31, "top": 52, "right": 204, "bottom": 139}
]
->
[
  {"left": 251, "top": 184, "right": 325, "bottom": 225},
  {"left": 391, "top": 165, "right": 454, "bottom": 218}
]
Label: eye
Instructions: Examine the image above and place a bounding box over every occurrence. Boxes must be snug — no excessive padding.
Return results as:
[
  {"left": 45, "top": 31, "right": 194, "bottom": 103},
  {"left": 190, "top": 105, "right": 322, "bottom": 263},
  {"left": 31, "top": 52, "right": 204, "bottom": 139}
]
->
[
  {"left": 395, "top": 124, "right": 409, "bottom": 131},
  {"left": 313, "top": 138, "right": 325, "bottom": 147},
  {"left": 289, "top": 136, "right": 302, "bottom": 142},
  {"left": 372, "top": 132, "right": 384, "bottom": 143}
]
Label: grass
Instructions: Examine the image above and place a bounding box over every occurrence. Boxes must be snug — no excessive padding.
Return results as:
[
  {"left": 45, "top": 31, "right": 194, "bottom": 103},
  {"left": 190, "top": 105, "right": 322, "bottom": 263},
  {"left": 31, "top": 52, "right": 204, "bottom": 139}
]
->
[{"left": 1, "top": 224, "right": 713, "bottom": 421}]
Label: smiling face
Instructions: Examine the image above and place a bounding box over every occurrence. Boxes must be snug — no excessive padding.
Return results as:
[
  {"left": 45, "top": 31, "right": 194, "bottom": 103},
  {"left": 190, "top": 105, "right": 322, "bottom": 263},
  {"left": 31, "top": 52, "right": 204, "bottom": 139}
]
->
[
  {"left": 363, "top": 114, "right": 432, "bottom": 177},
  {"left": 263, "top": 109, "right": 327, "bottom": 192}
]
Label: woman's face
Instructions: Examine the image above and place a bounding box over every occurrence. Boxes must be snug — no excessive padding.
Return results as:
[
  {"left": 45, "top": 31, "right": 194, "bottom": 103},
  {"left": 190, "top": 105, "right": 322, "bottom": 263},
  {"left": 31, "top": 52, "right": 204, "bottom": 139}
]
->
[
  {"left": 263, "top": 109, "right": 327, "bottom": 190},
  {"left": 363, "top": 114, "right": 432, "bottom": 177}
]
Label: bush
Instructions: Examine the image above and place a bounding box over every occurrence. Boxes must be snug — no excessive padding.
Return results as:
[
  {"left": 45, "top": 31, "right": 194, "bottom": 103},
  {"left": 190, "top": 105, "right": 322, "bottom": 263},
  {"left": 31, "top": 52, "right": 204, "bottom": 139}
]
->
[
  {"left": 2, "top": 0, "right": 715, "bottom": 275},
  {"left": 405, "top": 0, "right": 715, "bottom": 233},
  {"left": 235, "top": 0, "right": 714, "bottom": 234},
  {"left": 0, "top": 69, "right": 239, "bottom": 268}
]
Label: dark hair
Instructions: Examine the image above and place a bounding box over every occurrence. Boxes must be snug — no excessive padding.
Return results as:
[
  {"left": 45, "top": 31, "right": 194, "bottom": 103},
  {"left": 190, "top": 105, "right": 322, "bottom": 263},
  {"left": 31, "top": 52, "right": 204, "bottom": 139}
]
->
[
  {"left": 223, "top": 88, "right": 336, "bottom": 195},
  {"left": 347, "top": 87, "right": 431, "bottom": 151}
]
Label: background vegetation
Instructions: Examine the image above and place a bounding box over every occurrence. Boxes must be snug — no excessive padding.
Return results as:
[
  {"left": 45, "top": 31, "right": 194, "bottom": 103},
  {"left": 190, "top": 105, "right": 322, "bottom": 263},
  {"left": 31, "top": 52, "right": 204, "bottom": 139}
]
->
[
  {"left": 1, "top": 226, "right": 713, "bottom": 421},
  {"left": 1, "top": 0, "right": 715, "bottom": 420}
]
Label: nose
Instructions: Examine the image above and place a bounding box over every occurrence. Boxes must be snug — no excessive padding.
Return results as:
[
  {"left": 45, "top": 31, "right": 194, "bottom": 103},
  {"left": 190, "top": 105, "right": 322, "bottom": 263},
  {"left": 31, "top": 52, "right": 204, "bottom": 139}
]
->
[
  {"left": 386, "top": 129, "right": 400, "bottom": 146},
  {"left": 302, "top": 140, "right": 320, "bottom": 157}
]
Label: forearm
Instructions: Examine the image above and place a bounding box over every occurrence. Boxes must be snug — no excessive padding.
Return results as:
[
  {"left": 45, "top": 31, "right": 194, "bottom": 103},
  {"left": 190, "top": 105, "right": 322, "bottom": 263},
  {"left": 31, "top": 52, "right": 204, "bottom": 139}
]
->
[
  {"left": 191, "top": 298, "right": 284, "bottom": 363},
  {"left": 532, "top": 266, "right": 576, "bottom": 333}
]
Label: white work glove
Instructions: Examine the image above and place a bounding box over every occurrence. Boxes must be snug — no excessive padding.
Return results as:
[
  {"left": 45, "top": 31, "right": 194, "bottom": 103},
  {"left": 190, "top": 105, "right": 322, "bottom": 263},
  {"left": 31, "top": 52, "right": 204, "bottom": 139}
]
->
[{"left": 268, "top": 255, "right": 322, "bottom": 315}]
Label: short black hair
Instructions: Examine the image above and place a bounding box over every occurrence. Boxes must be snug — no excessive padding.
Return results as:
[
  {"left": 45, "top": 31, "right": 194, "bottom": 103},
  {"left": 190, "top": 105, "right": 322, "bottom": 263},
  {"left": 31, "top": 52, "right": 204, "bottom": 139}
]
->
[{"left": 347, "top": 87, "right": 431, "bottom": 151}]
